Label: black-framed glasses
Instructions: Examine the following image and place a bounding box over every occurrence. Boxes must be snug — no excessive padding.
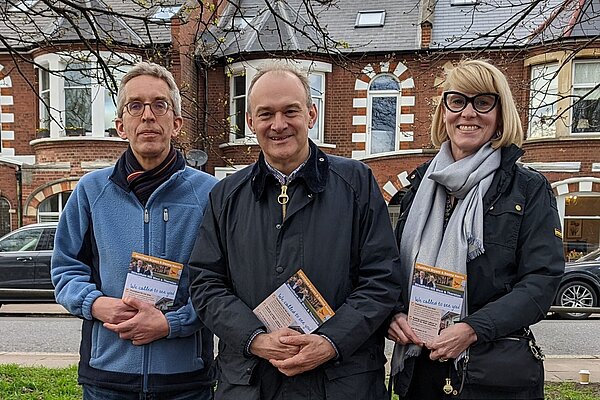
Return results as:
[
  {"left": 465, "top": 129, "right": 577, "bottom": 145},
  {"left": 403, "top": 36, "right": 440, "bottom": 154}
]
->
[
  {"left": 443, "top": 91, "right": 500, "bottom": 114},
  {"left": 124, "top": 100, "right": 172, "bottom": 117}
]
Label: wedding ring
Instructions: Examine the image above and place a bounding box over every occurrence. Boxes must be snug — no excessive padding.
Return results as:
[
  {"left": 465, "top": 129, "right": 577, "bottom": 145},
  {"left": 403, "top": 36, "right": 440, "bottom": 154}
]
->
[{"left": 438, "top": 357, "right": 448, "bottom": 362}]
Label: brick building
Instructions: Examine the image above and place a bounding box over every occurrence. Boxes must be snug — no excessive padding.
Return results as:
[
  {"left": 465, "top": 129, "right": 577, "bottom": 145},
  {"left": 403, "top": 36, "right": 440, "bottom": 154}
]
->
[
  {"left": 0, "top": 0, "right": 205, "bottom": 235},
  {"left": 196, "top": 0, "right": 600, "bottom": 258},
  {"left": 0, "top": 0, "right": 598, "bottom": 257}
]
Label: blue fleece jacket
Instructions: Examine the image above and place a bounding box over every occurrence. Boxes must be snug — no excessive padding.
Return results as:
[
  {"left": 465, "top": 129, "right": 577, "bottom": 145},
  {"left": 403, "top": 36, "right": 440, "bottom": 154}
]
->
[{"left": 51, "top": 161, "right": 217, "bottom": 392}]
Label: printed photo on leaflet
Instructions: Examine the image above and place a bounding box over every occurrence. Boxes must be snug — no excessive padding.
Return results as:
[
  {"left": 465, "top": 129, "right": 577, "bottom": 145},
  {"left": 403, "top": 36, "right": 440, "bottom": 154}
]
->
[
  {"left": 253, "top": 269, "right": 335, "bottom": 333},
  {"left": 407, "top": 263, "right": 466, "bottom": 343},
  {"left": 123, "top": 252, "right": 183, "bottom": 310}
]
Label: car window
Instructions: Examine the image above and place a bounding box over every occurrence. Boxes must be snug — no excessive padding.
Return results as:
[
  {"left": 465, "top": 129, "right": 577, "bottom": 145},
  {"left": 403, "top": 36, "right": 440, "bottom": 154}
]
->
[
  {"left": 37, "top": 228, "right": 56, "bottom": 251},
  {"left": 577, "top": 247, "right": 600, "bottom": 262},
  {"left": 0, "top": 228, "right": 43, "bottom": 252}
]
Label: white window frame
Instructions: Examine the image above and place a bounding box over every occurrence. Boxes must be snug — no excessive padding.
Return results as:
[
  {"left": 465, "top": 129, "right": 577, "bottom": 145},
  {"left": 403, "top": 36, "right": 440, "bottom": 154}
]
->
[
  {"left": 151, "top": 6, "right": 182, "bottom": 20},
  {"left": 37, "top": 191, "right": 71, "bottom": 223},
  {"left": 528, "top": 63, "right": 559, "bottom": 139},
  {"left": 227, "top": 59, "right": 332, "bottom": 144},
  {"left": 39, "top": 67, "right": 50, "bottom": 130},
  {"left": 34, "top": 52, "right": 138, "bottom": 139},
  {"left": 366, "top": 74, "right": 402, "bottom": 155},
  {"left": 309, "top": 72, "right": 325, "bottom": 143},
  {"left": 63, "top": 61, "right": 92, "bottom": 132},
  {"left": 229, "top": 72, "right": 248, "bottom": 141},
  {"left": 570, "top": 59, "right": 600, "bottom": 136},
  {"left": 8, "top": 0, "right": 38, "bottom": 12},
  {"left": 355, "top": 10, "right": 386, "bottom": 27},
  {"left": 214, "top": 165, "right": 249, "bottom": 180},
  {"left": 450, "top": 0, "right": 478, "bottom": 5}
]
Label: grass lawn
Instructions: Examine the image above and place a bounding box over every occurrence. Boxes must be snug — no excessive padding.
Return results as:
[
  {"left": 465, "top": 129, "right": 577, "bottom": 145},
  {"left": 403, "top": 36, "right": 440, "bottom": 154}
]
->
[
  {"left": 0, "top": 365, "right": 81, "bottom": 399},
  {"left": 1, "top": 364, "right": 599, "bottom": 399}
]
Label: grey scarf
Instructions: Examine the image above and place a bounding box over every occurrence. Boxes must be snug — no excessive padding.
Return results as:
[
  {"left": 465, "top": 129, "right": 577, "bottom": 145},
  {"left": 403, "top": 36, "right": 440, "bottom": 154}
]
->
[{"left": 391, "top": 141, "right": 501, "bottom": 375}]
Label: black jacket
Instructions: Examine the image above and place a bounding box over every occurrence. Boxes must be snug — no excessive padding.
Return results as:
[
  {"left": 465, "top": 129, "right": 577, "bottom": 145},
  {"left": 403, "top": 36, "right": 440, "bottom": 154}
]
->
[
  {"left": 394, "top": 144, "right": 565, "bottom": 397},
  {"left": 189, "top": 141, "right": 403, "bottom": 399}
]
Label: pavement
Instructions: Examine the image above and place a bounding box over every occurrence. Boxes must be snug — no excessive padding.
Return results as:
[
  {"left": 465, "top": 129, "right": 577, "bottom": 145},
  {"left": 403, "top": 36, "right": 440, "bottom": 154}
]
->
[{"left": 2, "top": 304, "right": 600, "bottom": 383}]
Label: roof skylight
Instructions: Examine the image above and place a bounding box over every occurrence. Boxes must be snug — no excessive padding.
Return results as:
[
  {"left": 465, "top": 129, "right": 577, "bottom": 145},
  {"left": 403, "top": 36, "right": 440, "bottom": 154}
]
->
[{"left": 355, "top": 10, "right": 386, "bottom": 28}]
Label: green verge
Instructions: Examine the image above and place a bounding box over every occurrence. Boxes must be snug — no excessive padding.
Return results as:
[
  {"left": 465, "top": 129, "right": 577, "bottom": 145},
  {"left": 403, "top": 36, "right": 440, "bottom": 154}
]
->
[
  {"left": 0, "top": 364, "right": 81, "bottom": 400},
  {"left": 1, "top": 365, "right": 599, "bottom": 400}
]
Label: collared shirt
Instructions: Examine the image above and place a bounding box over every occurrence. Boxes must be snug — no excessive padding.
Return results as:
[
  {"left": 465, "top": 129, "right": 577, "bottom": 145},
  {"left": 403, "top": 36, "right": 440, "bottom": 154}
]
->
[{"left": 263, "top": 148, "right": 311, "bottom": 186}]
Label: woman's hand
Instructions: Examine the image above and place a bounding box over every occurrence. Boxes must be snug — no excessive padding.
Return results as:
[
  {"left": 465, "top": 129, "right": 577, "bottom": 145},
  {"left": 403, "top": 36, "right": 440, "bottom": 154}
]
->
[
  {"left": 426, "top": 322, "right": 477, "bottom": 361},
  {"left": 388, "top": 312, "right": 424, "bottom": 346}
]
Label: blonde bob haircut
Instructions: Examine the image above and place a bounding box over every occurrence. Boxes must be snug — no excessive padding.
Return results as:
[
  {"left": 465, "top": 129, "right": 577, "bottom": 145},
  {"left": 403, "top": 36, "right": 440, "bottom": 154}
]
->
[{"left": 431, "top": 59, "right": 523, "bottom": 149}]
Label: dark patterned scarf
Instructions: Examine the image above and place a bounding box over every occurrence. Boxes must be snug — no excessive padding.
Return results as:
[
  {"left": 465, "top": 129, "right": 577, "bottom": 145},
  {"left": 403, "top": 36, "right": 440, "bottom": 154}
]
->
[{"left": 124, "top": 145, "right": 186, "bottom": 206}]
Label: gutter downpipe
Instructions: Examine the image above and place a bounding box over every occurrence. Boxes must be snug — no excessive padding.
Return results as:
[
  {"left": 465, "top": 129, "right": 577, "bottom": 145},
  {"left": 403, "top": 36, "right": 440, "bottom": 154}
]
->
[{"left": 15, "top": 165, "right": 22, "bottom": 227}]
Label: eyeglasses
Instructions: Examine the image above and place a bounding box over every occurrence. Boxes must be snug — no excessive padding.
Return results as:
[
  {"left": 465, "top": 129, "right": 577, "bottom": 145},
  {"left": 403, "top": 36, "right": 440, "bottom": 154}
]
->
[
  {"left": 443, "top": 91, "right": 499, "bottom": 114},
  {"left": 124, "top": 100, "right": 172, "bottom": 117}
]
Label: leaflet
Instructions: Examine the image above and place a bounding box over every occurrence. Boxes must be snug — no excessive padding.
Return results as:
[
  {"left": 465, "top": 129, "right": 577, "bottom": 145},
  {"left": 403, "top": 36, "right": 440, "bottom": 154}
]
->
[
  {"left": 407, "top": 263, "right": 466, "bottom": 343},
  {"left": 122, "top": 252, "right": 183, "bottom": 311},
  {"left": 253, "top": 269, "right": 335, "bottom": 333}
]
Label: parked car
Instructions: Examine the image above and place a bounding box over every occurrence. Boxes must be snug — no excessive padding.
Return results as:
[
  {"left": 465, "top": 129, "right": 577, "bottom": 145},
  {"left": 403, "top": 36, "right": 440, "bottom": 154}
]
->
[
  {"left": 0, "top": 222, "right": 57, "bottom": 308},
  {"left": 554, "top": 247, "right": 600, "bottom": 319}
]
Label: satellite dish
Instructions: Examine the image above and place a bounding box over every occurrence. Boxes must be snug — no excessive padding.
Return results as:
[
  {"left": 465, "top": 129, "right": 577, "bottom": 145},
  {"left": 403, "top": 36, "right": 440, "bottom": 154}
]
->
[{"left": 186, "top": 149, "right": 208, "bottom": 168}]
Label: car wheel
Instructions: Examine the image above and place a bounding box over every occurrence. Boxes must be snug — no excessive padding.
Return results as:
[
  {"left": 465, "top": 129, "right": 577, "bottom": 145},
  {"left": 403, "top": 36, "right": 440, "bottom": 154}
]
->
[{"left": 557, "top": 281, "right": 597, "bottom": 320}]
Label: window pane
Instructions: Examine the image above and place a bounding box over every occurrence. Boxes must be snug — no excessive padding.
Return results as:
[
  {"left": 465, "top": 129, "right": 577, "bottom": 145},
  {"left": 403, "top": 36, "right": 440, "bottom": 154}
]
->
[
  {"left": 234, "top": 75, "right": 245, "bottom": 97},
  {"left": 310, "top": 74, "right": 323, "bottom": 98},
  {"left": 41, "top": 69, "right": 49, "bottom": 91},
  {"left": 528, "top": 64, "right": 558, "bottom": 138},
  {"left": 309, "top": 98, "right": 321, "bottom": 141},
  {"left": 61, "top": 191, "right": 71, "bottom": 208},
  {"left": 40, "top": 68, "right": 50, "bottom": 129},
  {"left": 65, "top": 88, "right": 92, "bottom": 130},
  {"left": 39, "top": 194, "right": 59, "bottom": 212},
  {"left": 105, "top": 91, "right": 117, "bottom": 132},
  {"left": 572, "top": 87, "right": 600, "bottom": 133},
  {"left": 0, "top": 228, "right": 42, "bottom": 252},
  {"left": 370, "top": 75, "right": 400, "bottom": 91},
  {"left": 574, "top": 62, "right": 600, "bottom": 85},
  {"left": 233, "top": 97, "right": 246, "bottom": 139},
  {"left": 64, "top": 64, "right": 91, "bottom": 86},
  {"left": 572, "top": 62, "right": 600, "bottom": 134},
  {"left": 370, "top": 96, "right": 396, "bottom": 153},
  {"left": 38, "top": 228, "right": 56, "bottom": 251},
  {"left": 0, "top": 198, "right": 10, "bottom": 237},
  {"left": 40, "top": 91, "right": 50, "bottom": 129},
  {"left": 356, "top": 11, "right": 385, "bottom": 26}
]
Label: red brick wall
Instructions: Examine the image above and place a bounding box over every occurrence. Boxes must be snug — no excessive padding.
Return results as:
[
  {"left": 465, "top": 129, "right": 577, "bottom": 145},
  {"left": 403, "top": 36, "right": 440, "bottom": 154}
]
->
[
  {"left": 0, "top": 56, "right": 38, "bottom": 156},
  {"left": 522, "top": 139, "right": 600, "bottom": 183},
  {"left": 171, "top": 3, "right": 204, "bottom": 151},
  {"left": 0, "top": 163, "right": 18, "bottom": 231}
]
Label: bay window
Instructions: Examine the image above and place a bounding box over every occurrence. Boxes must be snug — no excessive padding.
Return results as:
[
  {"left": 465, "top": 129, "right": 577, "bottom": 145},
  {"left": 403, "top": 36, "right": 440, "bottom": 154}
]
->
[
  {"left": 227, "top": 59, "right": 331, "bottom": 143},
  {"left": 572, "top": 61, "right": 600, "bottom": 135},
  {"left": 35, "top": 52, "right": 136, "bottom": 138}
]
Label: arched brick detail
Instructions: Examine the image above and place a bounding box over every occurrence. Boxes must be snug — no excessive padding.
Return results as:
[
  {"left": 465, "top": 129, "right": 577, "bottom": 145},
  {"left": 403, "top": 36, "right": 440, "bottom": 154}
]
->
[
  {"left": 24, "top": 179, "right": 78, "bottom": 217},
  {"left": 352, "top": 61, "right": 416, "bottom": 159},
  {"left": 551, "top": 177, "right": 600, "bottom": 197},
  {"left": 381, "top": 170, "right": 412, "bottom": 203}
]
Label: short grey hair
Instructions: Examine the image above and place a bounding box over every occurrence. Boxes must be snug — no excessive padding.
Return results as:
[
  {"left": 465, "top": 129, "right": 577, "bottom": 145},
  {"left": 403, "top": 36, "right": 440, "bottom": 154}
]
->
[
  {"left": 247, "top": 63, "right": 313, "bottom": 112},
  {"left": 117, "top": 61, "right": 181, "bottom": 117}
]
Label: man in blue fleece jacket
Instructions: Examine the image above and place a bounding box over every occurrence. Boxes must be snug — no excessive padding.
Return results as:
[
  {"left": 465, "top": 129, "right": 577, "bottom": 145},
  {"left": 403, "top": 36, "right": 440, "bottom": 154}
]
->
[{"left": 51, "top": 62, "right": 217, "bottom": 400}]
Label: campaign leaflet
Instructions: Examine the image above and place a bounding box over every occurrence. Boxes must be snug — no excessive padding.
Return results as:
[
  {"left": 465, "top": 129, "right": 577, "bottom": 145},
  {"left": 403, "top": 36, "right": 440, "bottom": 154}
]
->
[
  {"left": 122, "top": 252, "right": 183, "bottom": 311},
  {"left": 407, "top": 263, "right": 466, "bottom": 343},
  {"left": 253, "top": 269, "right": 335, "bottom": 333}
]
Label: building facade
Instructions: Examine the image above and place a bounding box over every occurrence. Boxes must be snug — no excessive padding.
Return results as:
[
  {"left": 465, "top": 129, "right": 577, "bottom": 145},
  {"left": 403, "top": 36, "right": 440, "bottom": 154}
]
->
[{"left": 0, "top": 0, "right": 598, "bottom": 258}]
